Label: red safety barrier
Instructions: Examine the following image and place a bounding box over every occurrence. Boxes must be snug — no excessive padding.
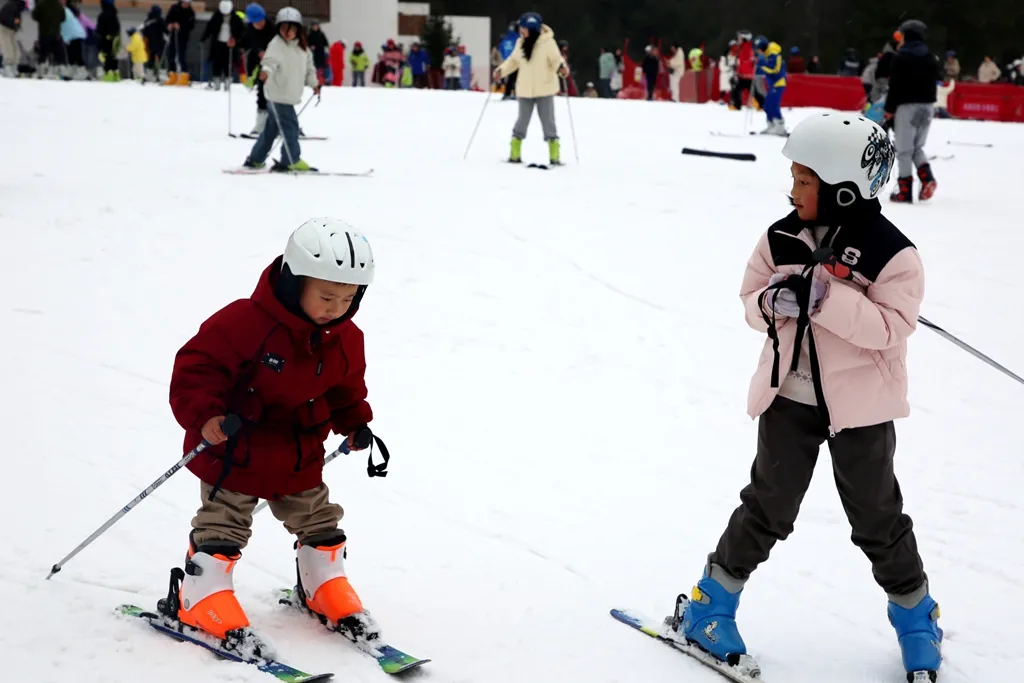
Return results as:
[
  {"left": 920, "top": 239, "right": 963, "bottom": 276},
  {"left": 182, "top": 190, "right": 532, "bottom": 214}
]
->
[
  {"left": 781, "top": 74, "right": 867, "bottom": 110},
  {"left": 947, "top": 82, "right": 1024, "bottom": 122}
]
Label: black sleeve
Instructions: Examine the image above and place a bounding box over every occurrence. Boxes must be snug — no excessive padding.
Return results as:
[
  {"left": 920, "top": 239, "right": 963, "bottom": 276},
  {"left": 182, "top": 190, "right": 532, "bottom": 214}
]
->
[
  {"left": 231, "top": 14, "right": 244, "bottom": 40},
  {"left": 185, "top": 8, "right": 195, "bottom": 32},
  {"left": 884, "top": 55, "right": 905, "bottom": 113}
]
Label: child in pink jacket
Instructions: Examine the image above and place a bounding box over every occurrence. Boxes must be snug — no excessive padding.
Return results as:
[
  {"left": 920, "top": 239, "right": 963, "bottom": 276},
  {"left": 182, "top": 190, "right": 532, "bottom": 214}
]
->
[{"left": 669, "top": 113, "right": 942, "bottom": 681}]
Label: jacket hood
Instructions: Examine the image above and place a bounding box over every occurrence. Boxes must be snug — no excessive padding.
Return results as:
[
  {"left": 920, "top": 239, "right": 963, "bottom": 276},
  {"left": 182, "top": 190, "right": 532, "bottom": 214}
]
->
[
  {"left": 147, "top": 5, "right": 161, "bottom": 17},
  {"left": 253, "top": 257, "right": 361, "bottom": 339},
  {"left": 765, "top": 41, "right": 781, "bottom": 56},
  {"left": 899, "top": 40, "right": 929, "bottom": 57}
]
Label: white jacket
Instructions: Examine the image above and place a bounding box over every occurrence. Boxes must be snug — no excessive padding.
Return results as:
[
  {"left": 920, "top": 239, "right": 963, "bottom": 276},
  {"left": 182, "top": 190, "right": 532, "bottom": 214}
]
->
[
  {"left": 443, "top": 54, "right": 462, "bottom": 78},
  {"left": 936, "top": 80, "right": 955, "bottom": 109},
  {"left": 261, "top": 35, "right": 318, "bottom": 105},
  {"left": 719, "top": 55, "right": 735, "bottom": 91},
  {"left": 669, "top": 49, "right": 685, "bottom": 75}
]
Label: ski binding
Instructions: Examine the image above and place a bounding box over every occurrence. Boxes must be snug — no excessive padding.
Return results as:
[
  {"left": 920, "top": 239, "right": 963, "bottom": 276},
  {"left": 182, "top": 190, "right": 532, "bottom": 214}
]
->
[
  {"left": 610, "top": 606, "right": 763, "bottom": 682},
  {"left": 277, "top": 588, "right": 429, "bottom": 674},
  {"left": 117, "top": 604, "right": 333, "bottom": 682}
]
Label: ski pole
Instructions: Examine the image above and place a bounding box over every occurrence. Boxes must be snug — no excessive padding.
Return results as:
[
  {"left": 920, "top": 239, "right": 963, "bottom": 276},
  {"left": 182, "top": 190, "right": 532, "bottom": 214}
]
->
[
  {"left": 462, "top": 89, "right": 493, "bottom": 160},
  {"left": 46, "top": 415, "right": 242, "bottom": 580},
  {"left": 251, "top": 427, "right": 374, "bottom": 516},
  {"left": 563, "top": 77, "right": 579, "bottom": 164},
  {"left": 228, "top": 46, "right": 236, "bottom": 137},
  {"left": 268, "top": 92, "right": 318, "bottom": 160},
  {"left": 918, "top": 316, "right": 1024, "bottom": 386}
]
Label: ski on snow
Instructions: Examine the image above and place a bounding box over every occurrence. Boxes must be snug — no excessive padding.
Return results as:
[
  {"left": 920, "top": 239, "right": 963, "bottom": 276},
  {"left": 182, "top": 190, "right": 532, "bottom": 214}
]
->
[
  {"left": 238, "top": 133, "right": 330, "bottom": 141},
  {"left": 277, "top": 588, "right": 430, "bottom": 675},
  {"left": 116, "top": 604, "right": 333, "bottom": 682},
  {"left": 223, "top": 168, "right": 374, "bottom": 177},
  {"left": 610, "top": 607, "right": 763, "bottom": 682}
]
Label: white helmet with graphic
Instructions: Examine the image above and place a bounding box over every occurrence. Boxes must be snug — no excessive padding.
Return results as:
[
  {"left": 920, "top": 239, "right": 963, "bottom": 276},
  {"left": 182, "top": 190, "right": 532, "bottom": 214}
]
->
[
  {"left": 276, "top": 6, "right": 302, "bottom": 24},
  {"left": 283, "top": 218, "right": 375, "bottom": 285},
  {"left": 219, "top": 0, "right": 232, "bottom": 14},
  {"left": 782, "top": 112, "right": 895, "bottom": 202}
]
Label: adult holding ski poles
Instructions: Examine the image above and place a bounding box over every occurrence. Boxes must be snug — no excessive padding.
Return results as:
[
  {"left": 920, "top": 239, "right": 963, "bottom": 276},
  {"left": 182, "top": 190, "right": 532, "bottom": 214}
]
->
[
  {"left": 492, "top": 11, "right": 569, "bottom": 167},
  {"left": 164, "top": 0, "right": 195, "bottom": 85}
]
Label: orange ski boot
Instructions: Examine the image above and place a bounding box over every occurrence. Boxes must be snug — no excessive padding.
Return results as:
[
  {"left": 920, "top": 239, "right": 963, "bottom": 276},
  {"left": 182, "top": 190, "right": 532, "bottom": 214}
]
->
[
  {"left": 176, "top": 538, "right": 250, "bottom": 639},
  {"left": 296, "top": 534, "right": 380, "bottom": 641}
]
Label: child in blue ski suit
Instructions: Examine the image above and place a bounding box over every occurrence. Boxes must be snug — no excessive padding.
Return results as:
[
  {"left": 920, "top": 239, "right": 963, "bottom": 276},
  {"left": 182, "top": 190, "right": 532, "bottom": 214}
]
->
[{"left": 754, "top": 36, "right": 787, "bottom": 136}]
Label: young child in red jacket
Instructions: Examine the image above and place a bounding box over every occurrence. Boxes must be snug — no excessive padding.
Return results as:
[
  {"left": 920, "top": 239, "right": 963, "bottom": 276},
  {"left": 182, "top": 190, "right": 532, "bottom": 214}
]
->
[{"left": 167, "top": 218, "right": 377, "bottom": 647}]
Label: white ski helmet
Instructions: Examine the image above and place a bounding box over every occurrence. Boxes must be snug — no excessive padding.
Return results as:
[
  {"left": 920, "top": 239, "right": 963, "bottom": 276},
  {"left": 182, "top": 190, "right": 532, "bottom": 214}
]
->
[
  {"left": 283, "top": 219, "right": 375, "bottom": 286},
  {"left": 219, "top": 0, "right": 232, "bottom": 14},
  {"left": 276, "top": 6, "right": 302, "bottom": 24},
  {"left": 782, "top": 112, "right": 895, "bottom": 202}
]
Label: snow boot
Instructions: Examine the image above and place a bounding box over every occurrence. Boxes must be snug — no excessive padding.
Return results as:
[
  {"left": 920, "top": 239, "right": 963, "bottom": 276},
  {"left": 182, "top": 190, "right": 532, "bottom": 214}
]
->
[
  {"left": 177, "top": 72, "right": 191, "bottom": 86},
  {"left": 890, "top": 176, "right": 913, "bottom": 203},
  {"left": 243, "top": 158, "right": 266, "bottom": 169},
  {"left": 509, "top": 137, "right": 522, "bottom": 163},
  {"left": 674, "top": 563, "right": 746, "bottom": 663},
  {"left": 164, "top": 71, "right": 178, "bottom": 85},
  {"left": 888, "top": 590, "right": 942, "bottom": 679},
  {"left": 173, "top": 535, "right": 250, "bottom": 640},
  {"left": 1, "top": 64, "right": 16, "bottom": 78},
  {"left": 548, "top": 139, "right": 561, "bottom": 165},
  {"left": 251, "top": 109, "right": 268, "bottom": 136},
  {"left": 916, "top": 163, "right": 937, "bottom": 201},
  {"left": 294, "top": 533, "right": 379, "bottom": 640}
]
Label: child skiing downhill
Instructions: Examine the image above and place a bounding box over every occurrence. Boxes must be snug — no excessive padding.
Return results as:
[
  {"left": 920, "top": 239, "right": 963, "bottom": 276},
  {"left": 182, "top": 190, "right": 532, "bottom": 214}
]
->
[
  {"left": 753, "top": 34, "right": 787, "bottom": 135},
  {"left": 493, "top": 11, "right": 569, "bottom": 166},
  {"left": 243, "top": 6, "right": 319, "bottom": 172},
  {"left": 167, "top": 218, "right": 379, "bottom": 649},
  {"left": 672, "top": 113, "right": 942, "bottom": 681}
]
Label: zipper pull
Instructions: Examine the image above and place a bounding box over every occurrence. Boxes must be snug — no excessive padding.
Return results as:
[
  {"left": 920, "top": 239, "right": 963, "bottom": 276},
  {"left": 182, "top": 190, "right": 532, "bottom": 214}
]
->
[
  {"left": 828, "top": 425, "right": 836, "bottom": 439},
  {"left": 316, "top": 360, "right": 323, "bottom": 376}
]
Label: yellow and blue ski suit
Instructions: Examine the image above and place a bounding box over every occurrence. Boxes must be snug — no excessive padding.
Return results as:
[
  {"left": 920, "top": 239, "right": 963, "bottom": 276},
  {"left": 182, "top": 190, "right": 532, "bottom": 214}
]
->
[{"left": 757, "top": 41, "right": 787, "bottom": 121}]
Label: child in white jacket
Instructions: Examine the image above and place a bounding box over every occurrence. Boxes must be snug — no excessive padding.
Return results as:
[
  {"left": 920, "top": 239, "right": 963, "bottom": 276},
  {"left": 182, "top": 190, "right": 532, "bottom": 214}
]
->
[{"left": 243, "top": 6, "right": 320, "bottom": 172}]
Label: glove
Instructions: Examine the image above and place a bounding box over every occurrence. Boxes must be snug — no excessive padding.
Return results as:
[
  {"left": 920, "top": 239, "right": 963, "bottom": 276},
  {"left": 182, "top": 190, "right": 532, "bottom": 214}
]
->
[{"left": 767, "top": 273, "right": 827, "bottom": 318}]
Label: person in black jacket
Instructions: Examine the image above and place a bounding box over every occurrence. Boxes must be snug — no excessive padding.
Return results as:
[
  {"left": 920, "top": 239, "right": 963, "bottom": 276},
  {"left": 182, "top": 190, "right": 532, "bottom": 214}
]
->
[
  {"left": 0, "top": 0, "right": 26, "bottom": 78},
  {"left": 164, "top": 0, "right": 195, "bottom": 84},
  {"left": 241, "top": 2, "right": 274, "bottom": 135},
  {"left": 202, "top": 0, "right": 242, "bottom": 89},
  {"left": 308, "top": 20, "right": 328, "bottom": 82},
  {"left": 141, "top": 5, "right": 166, "bottom": 82},
  {"left": 883, "top": 19, "right": 940, "bottom": 204},
  {"left": 95, "top": 0, "right": 119, "bottom": 80},
  {"left": 642, "top": 45, "right": 659, "bottom": 101}
]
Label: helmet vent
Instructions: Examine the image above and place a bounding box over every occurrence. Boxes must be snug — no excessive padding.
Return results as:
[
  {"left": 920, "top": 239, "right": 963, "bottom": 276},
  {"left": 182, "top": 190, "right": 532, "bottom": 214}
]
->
[{"left": 345, "top": 232, "right": 356, "bottom": 267}]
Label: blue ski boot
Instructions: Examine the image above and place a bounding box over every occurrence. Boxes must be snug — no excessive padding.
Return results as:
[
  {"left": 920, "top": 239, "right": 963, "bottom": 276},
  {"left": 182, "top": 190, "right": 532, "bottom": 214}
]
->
[
  {"left": 888, "top": 591, "right": 942, "bottom": 682},
  {"left": 674, "top": 564, "right": 746, "bottom": 664}
]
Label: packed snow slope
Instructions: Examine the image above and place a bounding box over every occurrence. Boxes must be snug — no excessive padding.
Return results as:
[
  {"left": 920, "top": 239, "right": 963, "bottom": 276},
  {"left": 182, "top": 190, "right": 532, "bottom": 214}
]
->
[{"left": 1, "top": 80, "right": 1022, "bottom": 683}]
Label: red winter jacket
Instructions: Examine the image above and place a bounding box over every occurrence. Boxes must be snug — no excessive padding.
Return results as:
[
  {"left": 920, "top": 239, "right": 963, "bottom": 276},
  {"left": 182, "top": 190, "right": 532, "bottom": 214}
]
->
[
  {"left": 170, "top": 258, "right": 373, "bottom": 500},
  {"left": 738, "top": 41, "right": 755, "bottom": 79}
]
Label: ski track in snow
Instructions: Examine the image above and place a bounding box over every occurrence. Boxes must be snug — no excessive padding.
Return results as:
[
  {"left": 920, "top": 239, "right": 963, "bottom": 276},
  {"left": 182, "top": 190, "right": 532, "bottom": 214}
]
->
[{"left": 1, "top": 81, "right": 1022, "bottom": 683}]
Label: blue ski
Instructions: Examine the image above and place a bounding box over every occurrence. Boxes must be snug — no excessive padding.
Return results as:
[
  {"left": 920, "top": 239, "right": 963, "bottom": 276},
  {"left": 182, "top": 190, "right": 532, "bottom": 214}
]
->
[
  {"left": 277, "top": 589, "right": 430, "bottom": 674},
  {"left": 117, "top": 604, "right": 333, "bottom": 682},
  {"left": 610, "top": 606, "right": 764, "bottom": 682}
]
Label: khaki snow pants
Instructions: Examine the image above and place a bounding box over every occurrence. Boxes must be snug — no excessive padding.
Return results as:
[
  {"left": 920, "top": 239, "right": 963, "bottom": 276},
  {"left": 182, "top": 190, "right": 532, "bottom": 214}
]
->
[
  {"left": 0, "top": 26, "right": 19, "bottom": 70},
  {"left": 191, "top": 481, "right": 344, "bottom": 550}
]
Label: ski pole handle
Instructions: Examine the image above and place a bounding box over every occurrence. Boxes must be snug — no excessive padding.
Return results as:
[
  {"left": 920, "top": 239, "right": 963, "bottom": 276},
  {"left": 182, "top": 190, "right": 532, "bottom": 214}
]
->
[{"left": 46, "top": 415, "right": 241, "bottom": 580}]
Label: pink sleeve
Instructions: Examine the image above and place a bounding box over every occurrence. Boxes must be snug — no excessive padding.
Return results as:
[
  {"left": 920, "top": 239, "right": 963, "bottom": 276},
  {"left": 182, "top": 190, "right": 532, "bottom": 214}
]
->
[
  {"left": 740, "top": 232, "right": 778, "bottom": 333},
  {"left": 812, "top": 247, "right": 924, "bottom": 350}
]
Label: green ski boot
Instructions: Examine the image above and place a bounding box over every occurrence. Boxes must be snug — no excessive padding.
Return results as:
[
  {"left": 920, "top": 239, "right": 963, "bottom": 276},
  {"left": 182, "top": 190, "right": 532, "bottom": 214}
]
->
[
  {"left": 287, "top": 159, "right": 316, "bottom": 172},
  {"left": 509, "top": 138, "right": 523, "bottom": 164},
  {"left": 548, "top": 139, "right": 561, "bottom": 166}
]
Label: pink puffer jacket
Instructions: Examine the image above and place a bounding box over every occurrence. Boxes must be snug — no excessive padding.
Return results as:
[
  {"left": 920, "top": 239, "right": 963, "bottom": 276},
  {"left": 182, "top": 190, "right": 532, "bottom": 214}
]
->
[{"left": 741, "top": 208, "right": 925, "bottom": 434}]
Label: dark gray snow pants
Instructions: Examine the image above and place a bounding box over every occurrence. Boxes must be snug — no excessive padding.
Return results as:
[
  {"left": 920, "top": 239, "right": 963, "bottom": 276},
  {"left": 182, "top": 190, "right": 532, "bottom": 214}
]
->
[{"left": 709, "top": 397, "right": 927, "bottom": 599}]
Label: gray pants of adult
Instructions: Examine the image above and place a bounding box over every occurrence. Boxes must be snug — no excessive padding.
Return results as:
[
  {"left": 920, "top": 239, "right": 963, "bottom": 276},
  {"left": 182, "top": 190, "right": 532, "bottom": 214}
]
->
[
  {"left": 894, "top": 102, "right": 933, "bottom": 177},
  {"left": 0, "top": 26, "right": 19, "bottom": 71},
  {"left": 709, "top": 397, "right": 927, "bottom": 601},
  {"left": 513, "top": 95, "right": 558, "bottom": 141}
]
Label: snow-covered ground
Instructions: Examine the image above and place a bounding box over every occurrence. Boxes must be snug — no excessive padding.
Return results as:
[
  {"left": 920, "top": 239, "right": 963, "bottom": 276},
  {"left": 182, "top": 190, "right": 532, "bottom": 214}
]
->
[{"left": 2, "top": 80, "right": 1022, "bottom": 683}]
